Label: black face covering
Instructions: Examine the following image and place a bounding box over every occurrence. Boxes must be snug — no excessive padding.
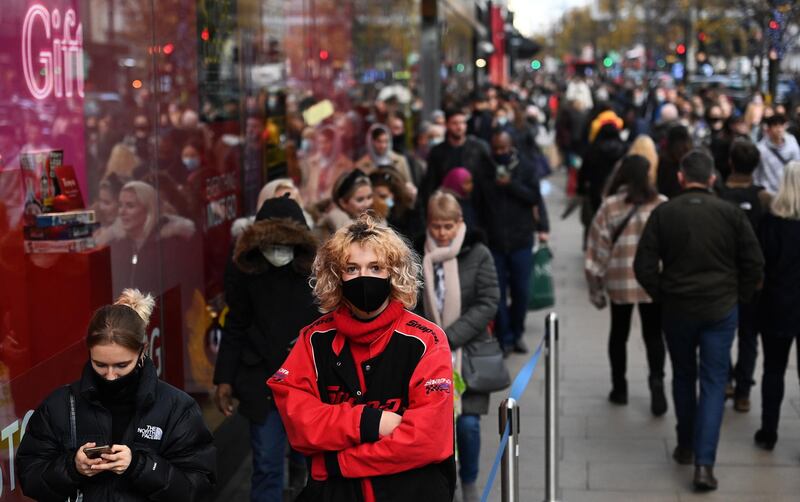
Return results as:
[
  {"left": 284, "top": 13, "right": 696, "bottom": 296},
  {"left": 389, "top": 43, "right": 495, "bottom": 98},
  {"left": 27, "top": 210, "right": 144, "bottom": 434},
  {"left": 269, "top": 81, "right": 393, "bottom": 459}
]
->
[
  {"left": 342, "top": 276, "right": 391, "bottom": 313},
  {"left": 92, "top": 351, "right": 144, "bottom": 399},
  {"left": 493, "top": 153, "right": 513, "bottom": 166}
]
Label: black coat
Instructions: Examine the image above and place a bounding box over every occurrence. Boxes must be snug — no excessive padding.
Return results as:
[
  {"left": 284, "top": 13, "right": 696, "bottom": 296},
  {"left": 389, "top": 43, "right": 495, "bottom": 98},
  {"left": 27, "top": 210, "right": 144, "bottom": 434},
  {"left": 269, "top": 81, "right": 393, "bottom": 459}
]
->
[
  {"left": 656, "top": 152, "right": 683, "bottom": 199},
  {"left": 634, "top": 188, "right": 764, "bottom": 322},
  {"left": 386, "top": 205, "right": 425, "bottom": 242},
  {"left": 213, "top": 217, "right": 319, "bottom": 423},
  {"left": 422, "top": 136, "right": 494, "bottom": 209},
  {"left": 17, "top": 360, "right": 216, "bottom": 502},
  {"left": 467, "top": 110, "right": 495, "bottom": 144},
  {"left": 758, "top": 213, "right": 800, "bottom": 333},
  {"left": 578, "top": 136, "right": 627, "bottom": 214},
  {"left": 476, "top": 151, "right": 549, "bottom": 252}
]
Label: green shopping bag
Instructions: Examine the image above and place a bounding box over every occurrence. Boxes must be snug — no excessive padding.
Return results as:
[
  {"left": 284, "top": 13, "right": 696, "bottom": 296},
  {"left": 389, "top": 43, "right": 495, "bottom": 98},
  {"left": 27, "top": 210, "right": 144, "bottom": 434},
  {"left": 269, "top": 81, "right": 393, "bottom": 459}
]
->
[{"left": 528, "top": 244, "right": 555, "bottom": 310}]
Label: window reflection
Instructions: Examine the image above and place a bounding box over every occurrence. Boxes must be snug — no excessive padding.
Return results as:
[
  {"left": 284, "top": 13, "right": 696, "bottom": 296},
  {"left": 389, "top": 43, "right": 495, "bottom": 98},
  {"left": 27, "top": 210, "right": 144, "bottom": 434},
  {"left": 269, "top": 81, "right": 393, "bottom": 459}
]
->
[{"left": 0, "top": 0, "right": 455, "bottom": 440}]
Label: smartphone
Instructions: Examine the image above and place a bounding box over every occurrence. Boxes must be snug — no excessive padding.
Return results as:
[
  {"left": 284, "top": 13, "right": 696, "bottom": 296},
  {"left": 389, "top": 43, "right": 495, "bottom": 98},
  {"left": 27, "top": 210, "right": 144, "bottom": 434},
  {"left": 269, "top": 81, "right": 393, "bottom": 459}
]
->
[
  {"left": 84, "top": 445, "right": 112, "bottom": 459},
  {"left": 496, "top": 165, "right": 509, "bottom": 180}
]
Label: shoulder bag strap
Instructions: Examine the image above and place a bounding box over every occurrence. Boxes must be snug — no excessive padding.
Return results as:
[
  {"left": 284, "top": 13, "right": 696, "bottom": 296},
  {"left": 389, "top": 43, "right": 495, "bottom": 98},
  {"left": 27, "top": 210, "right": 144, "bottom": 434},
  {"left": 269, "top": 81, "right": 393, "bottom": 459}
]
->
[
  {"left": 68, "top": 389, "right": 77, "bottom": 450},
  {"left": 67, "top": 387, "right": 83, "bottom": 502},
  {"left": 767, "top": 146, "right": 788, "bottom": 166},
  {"left": 610, "top": 204, "right": 640, "bottom": 246}
]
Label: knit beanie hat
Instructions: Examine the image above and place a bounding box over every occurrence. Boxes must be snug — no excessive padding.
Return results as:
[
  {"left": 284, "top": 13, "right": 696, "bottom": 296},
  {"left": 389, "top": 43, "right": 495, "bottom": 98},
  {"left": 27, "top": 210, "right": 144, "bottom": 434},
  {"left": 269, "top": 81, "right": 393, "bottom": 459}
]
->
[{"left": 255, "top": 194, "right": 307, "bottom": 228}]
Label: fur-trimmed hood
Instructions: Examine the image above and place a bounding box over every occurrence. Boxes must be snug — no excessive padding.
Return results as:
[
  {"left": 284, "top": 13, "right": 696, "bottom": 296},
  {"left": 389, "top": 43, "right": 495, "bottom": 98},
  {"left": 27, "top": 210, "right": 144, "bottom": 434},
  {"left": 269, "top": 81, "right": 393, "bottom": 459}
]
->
[{"left": 233, "top": 218, "right": 318, "bottom": 275}]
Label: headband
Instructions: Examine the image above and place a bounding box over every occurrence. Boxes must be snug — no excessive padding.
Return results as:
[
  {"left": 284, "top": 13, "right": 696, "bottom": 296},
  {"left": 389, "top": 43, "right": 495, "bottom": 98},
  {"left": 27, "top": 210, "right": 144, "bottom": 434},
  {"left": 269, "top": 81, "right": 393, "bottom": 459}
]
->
[{"left": 335, "top": 168, "right": 370, "bottom": 201}]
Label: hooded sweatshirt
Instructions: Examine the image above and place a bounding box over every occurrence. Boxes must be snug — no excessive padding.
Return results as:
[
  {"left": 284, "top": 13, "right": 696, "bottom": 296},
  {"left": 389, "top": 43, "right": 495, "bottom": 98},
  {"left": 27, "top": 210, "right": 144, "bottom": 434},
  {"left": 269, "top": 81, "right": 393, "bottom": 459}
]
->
[{"left": 356, "top": 124, "right": 414, "bottom": 184}]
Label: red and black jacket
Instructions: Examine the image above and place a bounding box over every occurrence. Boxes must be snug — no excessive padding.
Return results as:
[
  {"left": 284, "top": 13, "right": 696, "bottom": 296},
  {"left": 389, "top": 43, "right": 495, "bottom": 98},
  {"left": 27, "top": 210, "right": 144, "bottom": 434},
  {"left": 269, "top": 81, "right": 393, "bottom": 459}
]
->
[{"left": 268, "top": 301, "right": 455, "bottom": 502}]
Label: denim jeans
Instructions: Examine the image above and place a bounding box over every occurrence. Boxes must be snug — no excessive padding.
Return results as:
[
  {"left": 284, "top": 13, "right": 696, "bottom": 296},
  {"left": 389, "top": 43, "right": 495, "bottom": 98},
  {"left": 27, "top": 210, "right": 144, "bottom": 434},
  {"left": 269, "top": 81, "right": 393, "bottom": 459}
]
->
[
  {"left": 250, "top": 408, "right": 303, "bottom": 502},
  {"left": 492, "top": 248, "right": 533, "bottom": 348},
  {"left": 759, "top": 331, "right": 800, "bottom": 435},
  {"left": 662, "top": 307, "right": 738, "bottom": 466},
  {"left": 456, "top": 414, "right": 481, "bottom": 484}
]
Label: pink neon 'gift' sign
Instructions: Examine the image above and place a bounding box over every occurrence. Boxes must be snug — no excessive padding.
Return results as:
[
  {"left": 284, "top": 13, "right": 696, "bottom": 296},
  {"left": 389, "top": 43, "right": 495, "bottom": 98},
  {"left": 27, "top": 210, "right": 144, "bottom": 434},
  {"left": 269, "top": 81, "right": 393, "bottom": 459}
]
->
[{"left": 21, "top": 5, "right": 84, "bottom": 100}]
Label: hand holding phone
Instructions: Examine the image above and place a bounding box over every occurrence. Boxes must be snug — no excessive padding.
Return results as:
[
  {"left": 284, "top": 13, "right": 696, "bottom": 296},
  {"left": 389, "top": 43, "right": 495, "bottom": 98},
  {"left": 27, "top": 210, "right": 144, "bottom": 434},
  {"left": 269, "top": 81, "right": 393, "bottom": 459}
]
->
[
  {"left": 84, "top": 445, "right": 113, "bottom": 459},
  {"left": 75, "top": 442, "right": 105, "bottom": 477}
]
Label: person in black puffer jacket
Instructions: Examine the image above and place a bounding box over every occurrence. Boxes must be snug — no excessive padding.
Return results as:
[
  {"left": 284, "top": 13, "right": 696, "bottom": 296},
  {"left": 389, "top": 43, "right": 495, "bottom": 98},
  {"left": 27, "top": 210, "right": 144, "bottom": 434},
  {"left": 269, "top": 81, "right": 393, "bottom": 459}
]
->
[
  {"left": 17, "top": 289, "right": 215, "bottom": 502},
  {"left": 213, "top": 196, "right": 319, "bottom": 502}
]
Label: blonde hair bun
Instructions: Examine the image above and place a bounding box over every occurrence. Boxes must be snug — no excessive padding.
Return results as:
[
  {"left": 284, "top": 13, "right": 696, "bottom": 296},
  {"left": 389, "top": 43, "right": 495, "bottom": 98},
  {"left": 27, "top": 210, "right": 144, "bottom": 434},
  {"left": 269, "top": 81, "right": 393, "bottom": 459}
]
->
[{"left": 115, "top": 289, "right": 156, "bottom": 324}]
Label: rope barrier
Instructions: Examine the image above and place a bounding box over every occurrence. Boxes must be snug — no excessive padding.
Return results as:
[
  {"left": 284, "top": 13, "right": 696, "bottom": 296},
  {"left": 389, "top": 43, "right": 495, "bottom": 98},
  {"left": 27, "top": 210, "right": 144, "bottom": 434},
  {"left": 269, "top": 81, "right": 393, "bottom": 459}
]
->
[{"left": 479, "top": 335, "right": 546, "bottom": 502}]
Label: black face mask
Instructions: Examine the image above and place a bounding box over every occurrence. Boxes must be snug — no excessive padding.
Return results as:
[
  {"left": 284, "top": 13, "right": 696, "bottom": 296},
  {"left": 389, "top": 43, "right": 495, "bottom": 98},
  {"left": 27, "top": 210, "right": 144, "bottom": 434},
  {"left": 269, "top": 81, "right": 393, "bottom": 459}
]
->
[
  {"left": 493, "top": 153, "right": 513, "bottom": 166},
  {"left": 92, "top": 350, "right": 144, "bottom": 397},
  {"left": 342, "top": 276, "right": 391, "bottom": 314}
]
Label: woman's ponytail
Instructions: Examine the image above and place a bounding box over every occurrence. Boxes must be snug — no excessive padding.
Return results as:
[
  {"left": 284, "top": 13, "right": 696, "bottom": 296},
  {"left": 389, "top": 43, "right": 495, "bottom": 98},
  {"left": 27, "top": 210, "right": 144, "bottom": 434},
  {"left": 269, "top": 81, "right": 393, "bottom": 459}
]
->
[
  {"left": 114, "top": 289, "right": 155, "bottom": 325},
  {"left": 86, "top": 289, "right": 155, "bottom": 351}
]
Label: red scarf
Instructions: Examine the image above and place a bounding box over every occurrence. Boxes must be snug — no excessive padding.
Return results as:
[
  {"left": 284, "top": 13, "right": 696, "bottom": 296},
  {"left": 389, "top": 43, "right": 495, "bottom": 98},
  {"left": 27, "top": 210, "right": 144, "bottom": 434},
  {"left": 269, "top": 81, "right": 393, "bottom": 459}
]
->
[{"left": 332, "top": 300, "right": 404, "bottom": 346}]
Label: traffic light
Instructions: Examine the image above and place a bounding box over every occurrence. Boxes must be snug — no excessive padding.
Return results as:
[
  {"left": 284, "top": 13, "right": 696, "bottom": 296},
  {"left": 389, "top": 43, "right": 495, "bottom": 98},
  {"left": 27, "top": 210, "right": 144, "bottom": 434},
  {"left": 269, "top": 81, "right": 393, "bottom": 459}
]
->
[
  {"left": 530, "top": 59, "right": 541, "bottom": 70},
  {"left": 319, "top": 49, "right": 329, "bottom": 61},
  {"left": 697, "top": 32, "right": 707, "bottom": 53},
  {"left": 676, "top": 43, "right": 686, "bottom": 56},
  {"left": 602, "top": 56, "right": 613, "bottom": 68},
  {"left": 769, "top": 19, "right": 779, "bottom": 31}
]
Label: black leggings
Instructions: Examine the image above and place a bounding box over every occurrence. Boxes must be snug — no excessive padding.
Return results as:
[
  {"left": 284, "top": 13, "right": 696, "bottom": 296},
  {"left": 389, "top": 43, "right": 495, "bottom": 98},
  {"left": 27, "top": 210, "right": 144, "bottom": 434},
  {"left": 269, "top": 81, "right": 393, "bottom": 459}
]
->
[
  {"left": 760, "top": 332, "right": 800, "bottom": 434},
  {"left": 608, "top": 302, "right": 665, "bottom": 387}
]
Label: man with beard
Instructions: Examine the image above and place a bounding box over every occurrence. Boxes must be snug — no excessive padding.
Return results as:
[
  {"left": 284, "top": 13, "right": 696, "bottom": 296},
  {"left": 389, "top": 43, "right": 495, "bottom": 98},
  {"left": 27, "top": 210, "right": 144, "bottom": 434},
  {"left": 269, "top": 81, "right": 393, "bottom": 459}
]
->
[{"left": 421, "top": 108, "right": 495, "bottom": 218}]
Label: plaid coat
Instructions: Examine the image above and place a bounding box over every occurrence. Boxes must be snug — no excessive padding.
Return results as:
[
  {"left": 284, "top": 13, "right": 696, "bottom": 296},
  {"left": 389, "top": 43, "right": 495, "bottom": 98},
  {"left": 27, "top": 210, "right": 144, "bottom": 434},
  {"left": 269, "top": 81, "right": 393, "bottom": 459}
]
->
[{"left": 585, "top": 192, "right": 667, "bottom": 304}]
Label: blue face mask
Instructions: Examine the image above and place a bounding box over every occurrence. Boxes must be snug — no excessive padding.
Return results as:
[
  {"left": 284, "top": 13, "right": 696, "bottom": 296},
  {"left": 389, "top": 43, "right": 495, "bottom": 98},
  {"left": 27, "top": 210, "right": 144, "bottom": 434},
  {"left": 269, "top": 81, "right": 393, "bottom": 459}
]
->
[
  {"left": 385, "top": 197, "right": 395, "bottom": 209},
  {"left": 182, "top": 157, "right": 200, "bottom": 171}
]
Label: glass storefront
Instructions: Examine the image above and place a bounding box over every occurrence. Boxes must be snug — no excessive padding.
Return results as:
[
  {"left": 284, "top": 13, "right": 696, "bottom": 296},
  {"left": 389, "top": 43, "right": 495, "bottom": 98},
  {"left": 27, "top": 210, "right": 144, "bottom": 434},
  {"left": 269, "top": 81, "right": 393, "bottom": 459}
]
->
[{"left": 0, "top": 0, "right": 479, "bottom": 498}]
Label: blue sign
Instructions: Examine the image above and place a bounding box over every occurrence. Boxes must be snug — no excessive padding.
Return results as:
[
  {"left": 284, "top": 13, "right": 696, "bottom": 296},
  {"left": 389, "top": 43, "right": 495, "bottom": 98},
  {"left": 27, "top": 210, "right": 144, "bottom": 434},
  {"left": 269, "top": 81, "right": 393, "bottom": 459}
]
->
[{"left": 671, "top": 62, "right": 685, "bottom": 80}]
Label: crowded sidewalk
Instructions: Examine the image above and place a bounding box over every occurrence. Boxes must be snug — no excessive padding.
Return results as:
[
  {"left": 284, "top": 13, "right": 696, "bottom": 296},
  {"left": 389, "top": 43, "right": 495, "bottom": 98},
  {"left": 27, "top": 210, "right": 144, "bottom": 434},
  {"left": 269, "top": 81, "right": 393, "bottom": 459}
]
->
[
  {"left": 474, "top": 170, "right": 800, "bottom": 502},
  {"left": 210, "top": 168, "right": 800, "bottom": 501}
]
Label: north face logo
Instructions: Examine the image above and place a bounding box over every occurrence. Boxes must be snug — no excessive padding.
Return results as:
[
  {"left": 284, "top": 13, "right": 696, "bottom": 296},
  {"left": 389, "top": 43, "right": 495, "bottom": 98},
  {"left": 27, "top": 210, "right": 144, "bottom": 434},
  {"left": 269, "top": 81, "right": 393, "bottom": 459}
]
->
[{"left": 138, "top": 425, "right": 163, "bottom": 440}]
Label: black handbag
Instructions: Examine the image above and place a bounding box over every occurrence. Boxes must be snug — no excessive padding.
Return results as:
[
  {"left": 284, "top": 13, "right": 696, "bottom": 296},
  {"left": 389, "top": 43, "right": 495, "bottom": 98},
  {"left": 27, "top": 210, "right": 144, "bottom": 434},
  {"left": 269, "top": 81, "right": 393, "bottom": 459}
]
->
[{"left": 461, "top": 337, "right": 511, "bottom": 393}]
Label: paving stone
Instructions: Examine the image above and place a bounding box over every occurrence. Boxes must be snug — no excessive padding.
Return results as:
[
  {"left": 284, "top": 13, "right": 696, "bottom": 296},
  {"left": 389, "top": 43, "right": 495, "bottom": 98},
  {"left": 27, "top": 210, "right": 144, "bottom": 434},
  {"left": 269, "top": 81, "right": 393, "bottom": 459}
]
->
[
  {"left": 563, "top": 489, "right": 680, "bottom": 502},
  {"left": 564, "top": 437, "right": 670, "bottom": 463}
]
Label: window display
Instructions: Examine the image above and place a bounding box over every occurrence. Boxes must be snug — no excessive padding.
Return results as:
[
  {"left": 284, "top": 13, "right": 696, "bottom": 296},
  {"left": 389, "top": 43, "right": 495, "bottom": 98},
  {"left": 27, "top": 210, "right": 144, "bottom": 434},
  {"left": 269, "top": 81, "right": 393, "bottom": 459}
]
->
[{"left": 0, "top": 1, "right": 449, "bottom": 498}]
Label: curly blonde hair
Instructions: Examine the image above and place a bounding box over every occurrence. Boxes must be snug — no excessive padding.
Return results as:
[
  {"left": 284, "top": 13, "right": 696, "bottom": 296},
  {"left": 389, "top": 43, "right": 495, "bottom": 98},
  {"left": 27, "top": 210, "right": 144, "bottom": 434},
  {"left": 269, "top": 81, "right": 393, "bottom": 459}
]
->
[{"left": 312, "top": 213, "right": 421, "bottom": 312}]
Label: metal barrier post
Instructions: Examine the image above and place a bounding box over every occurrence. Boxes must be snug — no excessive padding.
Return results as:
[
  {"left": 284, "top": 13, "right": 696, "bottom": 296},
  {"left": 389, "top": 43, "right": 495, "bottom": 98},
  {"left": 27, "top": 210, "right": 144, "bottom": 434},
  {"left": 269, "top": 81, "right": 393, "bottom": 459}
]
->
[
  {"left": 499, "top": 397, "right": 520, "bottom": 502},
  {"left": 544, "top": 313, "right": 561, "bottom": 502}
]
